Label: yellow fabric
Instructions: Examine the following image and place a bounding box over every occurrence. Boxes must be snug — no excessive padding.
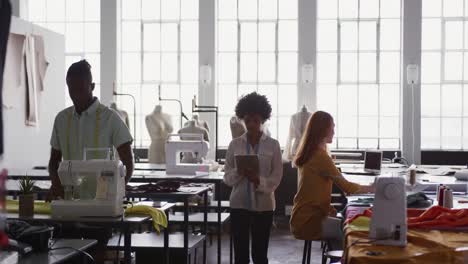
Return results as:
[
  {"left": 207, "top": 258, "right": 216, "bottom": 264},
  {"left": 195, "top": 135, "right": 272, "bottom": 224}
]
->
[
  {"left": 125, "top": 205, "right": 168, "bottom": 234},
  {"left": 290, "top": 149, "right": 360, "bottom": 240},
  {"left": 6, "top": 200, "right": 52, "bottom": 214},
  {"left": 346, "top": 216, "right": 371, "bottom": 232},
  {"left": 344, "top": 228, "right": 468, "bottom": 264}
]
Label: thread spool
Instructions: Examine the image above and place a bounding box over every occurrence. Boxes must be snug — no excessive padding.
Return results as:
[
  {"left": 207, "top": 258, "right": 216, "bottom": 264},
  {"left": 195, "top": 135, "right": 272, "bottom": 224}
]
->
[
  {"left": 438, "top": 185, "right": 446, "bottom": 206},
  {"left": 409, "top": 169, "right": 416, "bottom": 186},
  {"left": 436, "top": 184, "right": 443, "bottom": 201},
  {"left": 443, "top": 188, "right": 453, "bottom": 208}
]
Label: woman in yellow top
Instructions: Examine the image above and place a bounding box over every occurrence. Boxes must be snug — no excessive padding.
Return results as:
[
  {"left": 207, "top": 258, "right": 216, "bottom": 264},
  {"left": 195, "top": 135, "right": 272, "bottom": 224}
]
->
[{"left": 290, "top": 111, "right": 374, "bottom": 250}]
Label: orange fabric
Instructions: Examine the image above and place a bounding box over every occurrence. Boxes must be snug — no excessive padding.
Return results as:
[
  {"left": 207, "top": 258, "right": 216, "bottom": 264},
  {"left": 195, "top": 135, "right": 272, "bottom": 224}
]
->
[{"left": 290, "top": 149, "right": 360, "bottom": 240}]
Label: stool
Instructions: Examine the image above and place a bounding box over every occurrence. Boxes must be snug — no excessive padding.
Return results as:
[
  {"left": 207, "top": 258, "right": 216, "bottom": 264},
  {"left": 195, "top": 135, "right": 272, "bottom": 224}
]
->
[
  {"left": 302, "top": 240, "right": 331, "bottom": 264},
  {"left": 324, "top": 250, "right": 343, "bottom": 263}
]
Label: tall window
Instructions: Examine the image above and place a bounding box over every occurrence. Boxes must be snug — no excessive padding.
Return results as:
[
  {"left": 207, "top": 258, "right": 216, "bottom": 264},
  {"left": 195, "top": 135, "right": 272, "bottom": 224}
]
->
[
  {"left": 421, "top": 0, "right": 468, "bottom": 150},
  {"left": 118, "top": 0, "right": 199, "bottom": 147},
  {"left": 28, "top": 0, "right": 101, "bottom": 106},
  {"left": 316, "top": 0, "right": 401, "bottom": 150},
  {"left": 216, "top": 0, "right": 298, "bottom": 147}
]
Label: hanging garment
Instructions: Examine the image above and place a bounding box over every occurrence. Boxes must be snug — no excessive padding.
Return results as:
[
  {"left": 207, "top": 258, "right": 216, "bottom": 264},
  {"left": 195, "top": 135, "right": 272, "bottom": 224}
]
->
[
  {"left": 32, "top": 35, "right": 48, "bottom": 92},
  {"left": 145, "top": 107, "right": 173, "bottom": 164},
  {"left": 283, "top": 110, "right": 312, "bottom": 161},
  {"left": 21, "top": 36, "right": 38, "bottom": 126},
  {"left": 0, "top": 0, "right": 12, "bottom": 155}
]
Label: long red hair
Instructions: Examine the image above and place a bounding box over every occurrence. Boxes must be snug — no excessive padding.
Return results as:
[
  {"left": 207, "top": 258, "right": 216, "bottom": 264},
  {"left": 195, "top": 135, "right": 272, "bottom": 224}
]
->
[{"left": 293, "top": 111, "right": 334, "bottom": 167}]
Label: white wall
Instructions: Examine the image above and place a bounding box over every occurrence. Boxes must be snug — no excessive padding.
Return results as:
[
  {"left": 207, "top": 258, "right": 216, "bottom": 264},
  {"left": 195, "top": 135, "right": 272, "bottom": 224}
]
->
[{"left": 0, "top": 17, "right": 65, "bottom": 169}]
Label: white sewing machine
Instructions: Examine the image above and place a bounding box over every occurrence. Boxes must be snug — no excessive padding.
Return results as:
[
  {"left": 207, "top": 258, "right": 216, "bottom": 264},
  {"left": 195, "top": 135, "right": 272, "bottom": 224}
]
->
[
  {"left": 165, "top": 134, "right": 210, "bottom": 175},
  {"left": 51, "top": 160, "right": 126, "bottom": 218},
  {"left": 369, "top": 176, "right": 407, "bottom": 246}
]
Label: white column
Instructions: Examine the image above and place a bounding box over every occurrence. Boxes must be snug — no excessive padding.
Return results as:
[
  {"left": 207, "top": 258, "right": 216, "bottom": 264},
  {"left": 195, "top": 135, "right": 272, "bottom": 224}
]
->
[
  {"left": 11, "top": 0, "right": 27, "bottom": 19},
  {"left": 199, "top": 0, "right": 217, "bottom": 159},
  {"left": 401, "top": 0, "right": 422, "bottom": 164},
  {"left": 297, "top": 0, "right": 317, "bottom": 111},
  {"left": 100, "top": 0, "right": 118, "bottom": 106}
]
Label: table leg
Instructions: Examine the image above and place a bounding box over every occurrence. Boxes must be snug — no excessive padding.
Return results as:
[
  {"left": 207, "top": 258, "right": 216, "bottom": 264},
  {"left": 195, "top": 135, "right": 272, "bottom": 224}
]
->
[
  {"left": 124, "top": 225, "right": 132, "bottom": 264},
  {"left": 203, "top": 190, "right": 208, "bottom": 264},
  {"left": 165, "top": 212, "right": 170, "bottom": 264},
  {"left": 217, "top": 182, "right": 222, "bottom": 264},
  {"left": 184, "top": 197, "right": 189, "bottom": 264}
]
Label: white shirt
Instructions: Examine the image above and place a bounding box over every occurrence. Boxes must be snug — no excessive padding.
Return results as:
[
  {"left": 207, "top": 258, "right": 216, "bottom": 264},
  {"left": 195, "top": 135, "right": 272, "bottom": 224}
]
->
[{"left": 224, "top": 133, "right": 283, "bottom": 212}]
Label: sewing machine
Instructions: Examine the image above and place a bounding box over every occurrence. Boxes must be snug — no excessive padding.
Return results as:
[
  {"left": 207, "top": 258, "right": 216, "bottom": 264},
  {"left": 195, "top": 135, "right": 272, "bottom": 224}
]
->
[
  {"left": 51, "top": 160, "right": 126, "bottom": 218},
  {"left": 369, "top": 176, "right": 407, "bottom": 246},
  {"left": 165, "top": 134, "right": 210, "bottom": 175}
]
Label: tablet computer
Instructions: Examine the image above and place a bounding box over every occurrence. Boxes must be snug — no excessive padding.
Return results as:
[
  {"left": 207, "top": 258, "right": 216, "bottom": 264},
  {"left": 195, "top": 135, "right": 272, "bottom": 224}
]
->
[{"left": 235, "top": 154, "right": 259, "bottom": 175}]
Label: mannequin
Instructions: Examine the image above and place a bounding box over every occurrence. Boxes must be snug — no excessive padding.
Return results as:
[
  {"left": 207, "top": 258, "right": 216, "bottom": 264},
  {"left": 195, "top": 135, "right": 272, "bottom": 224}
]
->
[
  {"left": 185, "top": 114, "right": 210, "bottom": 132},
  {"left": 145, "top": 105, "right": 173, "bottom": 164},
  {"left": 230, "top": 116, "right": 246, "bottom": 139},
  {"left": 110, "top": 102, "right": 130, "bottom": 128},
  {"left": 178, "top": 120, "right": 209, "bottom": 163},
  {"left": 283, "top": 105, "right": 313, "bottom": 161}
]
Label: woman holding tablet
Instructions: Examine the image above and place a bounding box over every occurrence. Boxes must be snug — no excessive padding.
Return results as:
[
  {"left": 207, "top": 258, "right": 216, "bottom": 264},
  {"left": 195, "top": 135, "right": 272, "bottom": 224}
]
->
[
  {"left": 290, "top": 111, "right": 375, "bottom": 250},
  {"left": 224, "top": 92, "right": 283, "bottom": 264}
]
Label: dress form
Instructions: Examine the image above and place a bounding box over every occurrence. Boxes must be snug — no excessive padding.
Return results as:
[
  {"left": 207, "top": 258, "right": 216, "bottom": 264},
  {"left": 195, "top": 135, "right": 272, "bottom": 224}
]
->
[
  {"left": 230, "top": 116, "right": 246, "bottom": 139},
  {"left": 110, "top": 102, "right": 130, "bottom": 128},
  {"left": 283, "top": 105, "right": 313, "bottom": 161},
  {"left": 178, "top": 120, "right": 209, "bottom": 163},
  {"left": 145, "top": 105, "right": 173, "bottom": 164}
]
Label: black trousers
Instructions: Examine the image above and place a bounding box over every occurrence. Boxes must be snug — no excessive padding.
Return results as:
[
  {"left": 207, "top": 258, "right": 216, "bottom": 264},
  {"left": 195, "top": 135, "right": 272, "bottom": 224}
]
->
[{"left": 231, "top": 209, "right": 274, "bottom": 264}]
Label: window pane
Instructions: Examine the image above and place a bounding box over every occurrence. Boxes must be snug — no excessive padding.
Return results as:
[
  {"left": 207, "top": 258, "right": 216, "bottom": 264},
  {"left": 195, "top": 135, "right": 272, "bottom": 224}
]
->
[
  {"left": 240, "top": 23, "right": 257, "bottom": 52},
  {"left": 317, "top": 53, "right": 337, "bottom": 83},
  {"left": 218, "top": 116, "right": 231, "bottom": 147},
  {"left": 421, "top": 118, "right": 440, "bottom": 149},
  {"left": 122, "top": 0, "right": 141, "bottom": 19},
  {"left": 359, "top": 85, "right": 378, "bottom": 115},
  {"left": 218, "top": 85, "right": 238, "bottom": 114},
  {"left": 161, "top": 23, "right": 178, "bottom": 52},
  {"left": 279, "top": 0, "right": 297, "bottom": 19},
  {"left": 218, "top": 52, "right": 237, "bottom": 83},
  {"left": 445, "top": 21, "right": 463, "bottom": 50},
  {"left": 422, "top": 19, "right": 441, "bottom": 50},
  {"left": 340, "top": 22, "right": 358, "bottom": 51},
  {"left": 359, "top": 53, "right": 376, "bottom": 82},
  {"left": 318, "top": 0, "right": 337, "bottom": 18},
  {"left": 239, "top": 0, "right": 257, "bottom": 20},
  {"left": 181, "top": 53, "right": 198, "bottom": 84},
  {"left": 359, "top": 117, "right": 378, "bottom": 138},
  {"left": 142, "top": 0, "right": 160, "bottom": 20},
  {"left": 338, "top": 138, "right": 357, "bottom": 149},
  {"left": 359, "top": 0, "right": 379, "bottom": 19},
  {"left": 143, "top": 53, "right": 160, "bottom": 82},
  {"left": 259, "top": 23, "right": 276, "bottom": 52},
  {"left": 380, "top": 19, "right": 400, "bottom": 50},
  {"left": 380, "top": 52, "right": 400, "bottom": 83},
  {"left": 66, "top": 0, "right": 83, "bottom": 21},
  {"left": 278, "top": 53, "right": 297, "bottom": 83},
  {"left": 218, "top": 0, "right": 237, "bottom": 19},
  {"left": 161, "top": 53, "right": 178, "bottom": 82},
  {"left": 339, "top": 0, "right": 358, "bottom": 18},
  {"left": 161, "top": 0, "right": 180, "bottom": 20},
  {"left": 238, "top": 84, "right": 257, "bottom": 97},
  {"left": 47, "top": 0, "right": 65, "bottom": 21},
  {"left": 181, "top": 0, "right": 198, "bottom": 19},
  {"left": 445, "top": 52, "right": 463, "bottom": 81},
  {"left": 443, "top": 0, "right": 463, "bottom": 17},
  {"left": 441, "top": 84, "right": 462, "bottom": 117},
  {"left": 279, "top": 21, "right": 298, "bottom": 51},
  {"left": 122, "top": 53, "right": 141, "bottom": 83},
  {"left": 317, "top": 85, "right": 338, "bottom": 116},
  {"left": 122, "top": 21, "right": 141, "bottom": 52},
  {"left": 258, "top": 85, "right": 278, "bottom": 114},
  {"left": 66, "top": 23, "right": 84, "bottom": 52},
  {"left": 259, "top": 0, "right": 277, "bottom": 19},
  {"left": 278, "top": 85, "right": 298, "bottom": 115},
  {"left": 29, "top": 0, "right": 46, "bottom": 21},
  {"left": 359, "top": 139, "right": 378, "bottom": 149},
  {"left": 464, "top": 85, "right": 468, "bottom": 116},
  {"left": 421, "top": 85, "right": 440, "bottom": 116},
  {"left": 464, "top": 118, "right": 468, "bottom": 149},
  {"left": 143, "top": 23, "right": 160, "bottom": 52},
  {"left": 359, "top": 21, "right": 376, "bottom": 51},
  {"left": 442, "top": 118, "right": 462, "bottom": 149},
  {"left": 240, "top": 53, "right": 257, "bottom": 82},
  {"left": 421, "top": 52, "right": 441, "bottom": 83},
  {"left": 340, "top": 53, "right": 358, "bottom": 82},
  {"left": 338, "top": 85, "right": 358, "bottom": 126},
  {"left": 181, "top": 21, "right": 198, "bottom": 52},
  {"left": 84, "top": 23, "right": 100, "bottom": 52},
  {"left": 380, "top": 117, "right": 399, "bottom": 138},
  {"left": 278, "top": 117, "right": 290, "bottom": 146},
  {"left": 422, "top": 0, "right": 441, "bottom": 17},
  {"left": 47, "top": 23, "right": 65, "bottom": 34},
  {"left": 84, "top": 0, "right": 100, "bottom": 21},
  {"left": 380, "top": 0, "right": 400, "bottom": 18},
  {"left": 380, "top": 85, "right": 399, "bottom": 117},
  {"left": 85, "top": 54, "right": 100, "bottom": 83},
  {"left": 218, "top": 21, "right": 238, "bottom": 52},
  {"left": 338, "top": 117, "right": 358, "bottom": 137},
  {"left": 318, "top": 21, "right": 337, "bottom": 51},
  {"left": 258, "top": 53, "right": 276, "bottom": 82}
]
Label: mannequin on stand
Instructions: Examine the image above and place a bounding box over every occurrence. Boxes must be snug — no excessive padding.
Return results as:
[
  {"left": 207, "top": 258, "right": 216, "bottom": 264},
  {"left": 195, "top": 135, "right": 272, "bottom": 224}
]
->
[
  {"left": 110, "top": 102, "right": 130, "bottom": 128},
  {"left": 178, "top": 120, "right": 209, "bottom": 163},
  {"left": 230, "top": 116, "right": 246, "bottom": 139},
  {"left": 283, "top": 105, "right": 313, "bottom": 161},
  {"left": 184, "top": 114, "right": 210, "bottom": 132},
  {"left": 145, "top": 105, "right": 173, "bottom": 164}
]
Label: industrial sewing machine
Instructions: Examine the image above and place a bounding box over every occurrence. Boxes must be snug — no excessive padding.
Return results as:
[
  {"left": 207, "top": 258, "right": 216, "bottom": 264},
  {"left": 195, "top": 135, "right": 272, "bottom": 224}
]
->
[
  {"left": 165, "top": 134, "right": 210, "bottom": 175},
  {"left": 51, "top": 159, "right": 126, "bottom": 218},
  {"left": 369, "top": 176, "right": 407, "bottom": 246}
]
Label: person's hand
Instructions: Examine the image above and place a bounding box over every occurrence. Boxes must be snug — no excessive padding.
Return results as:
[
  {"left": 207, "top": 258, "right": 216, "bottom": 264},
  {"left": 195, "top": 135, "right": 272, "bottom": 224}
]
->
[
  {"left": 46, "top": 184, "right": 64, "bottom": 202},
  {"left": 244, "top": 168, "right": 260, "bottom": 188}
]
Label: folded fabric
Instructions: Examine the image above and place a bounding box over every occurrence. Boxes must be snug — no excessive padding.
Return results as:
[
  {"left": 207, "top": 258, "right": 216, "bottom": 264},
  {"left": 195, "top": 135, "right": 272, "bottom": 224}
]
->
[
  {"left": 6, "top": 200, "right": 51, "bottom": 214},
  {"left": 125, "top": 205, "right": 167, "bottom": 234},
  {"left": 346, "top": 216, "right": 371, "bottom": 232}
]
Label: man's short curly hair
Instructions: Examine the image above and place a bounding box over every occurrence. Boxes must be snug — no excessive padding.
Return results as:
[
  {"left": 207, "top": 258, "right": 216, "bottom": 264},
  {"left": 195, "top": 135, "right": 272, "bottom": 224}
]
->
[{"left": 235, "top": 92, "right": 272, "bottom": 121}]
